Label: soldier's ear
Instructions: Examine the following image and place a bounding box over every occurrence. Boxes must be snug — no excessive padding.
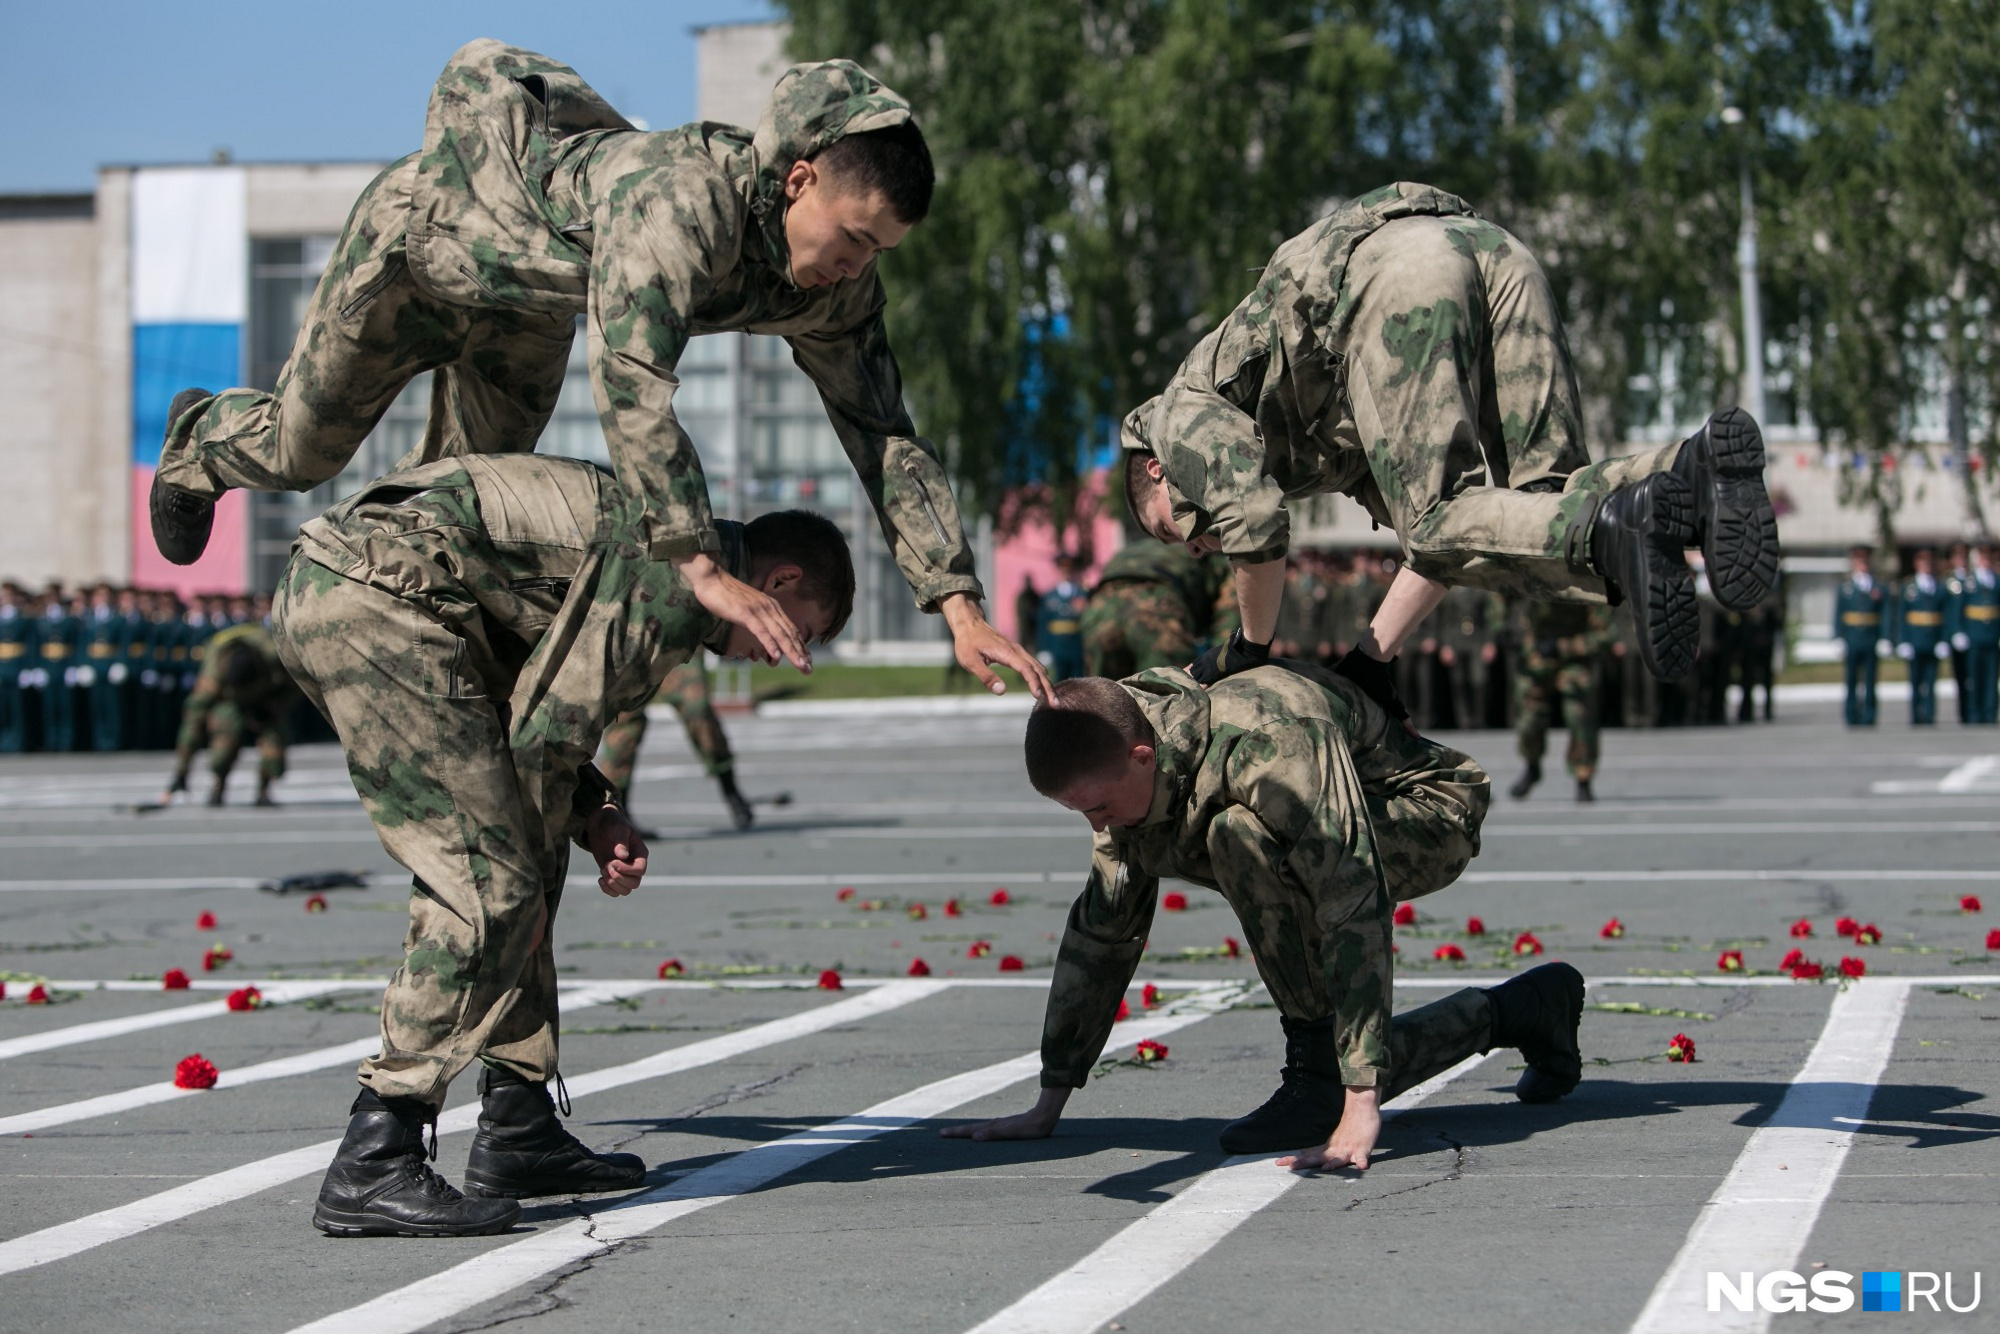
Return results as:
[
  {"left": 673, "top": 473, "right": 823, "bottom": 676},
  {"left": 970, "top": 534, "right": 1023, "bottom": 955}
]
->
[
  {"left": 760, "top": 563, "right": 806, "bottom": 596},
  {"left": 783, "top": 159, "right": 818, "bottom": 203},
  {"left": 1129, "top": 743, "right": 1156, "bottom": 773}
]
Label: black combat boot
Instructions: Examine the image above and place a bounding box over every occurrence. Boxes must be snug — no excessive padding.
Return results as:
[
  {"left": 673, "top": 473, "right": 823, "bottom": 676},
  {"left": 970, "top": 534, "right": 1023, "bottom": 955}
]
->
[
  {"left": 718, "top": 771, "right": 755, "bottom": 831},
  {"left": 206, "top": 777, "right": 226, "bottom": 807},
  {"left": 1509, "top": 761, "right": 1542, "bottom": 800},
  {"left": 1575, "top": 777, "right": 1595, "bottom": 803},
  {"left": 1586, "top": 473, "right": 1699, "bottom": 681},
  {"left": 312, "top": 1088, "right": 521, "bottom": 1237},
  {"left": 1672, "top": 407, "right": 1779, "bottom": 612},
  {"left": 148, "top": 388, "right": 218, "bottom": 567},
  {"left": 462, "top": 1066, "right": 647, "bottom": 1198},
  {"left": 1217, "top": 1015, "right": 1345, "bottom": 1154},
  {"left": 1484, "top": 962, "right": 1586, "bottom": 1104}
]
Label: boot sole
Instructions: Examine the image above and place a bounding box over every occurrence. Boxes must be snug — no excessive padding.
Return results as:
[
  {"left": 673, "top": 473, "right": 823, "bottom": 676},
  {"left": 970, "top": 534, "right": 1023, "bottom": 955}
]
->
[
  {"left": 1693, "top": 408, "right": 1780, "bottom": 612},
  {"left": 1628, "top": 476, "right": 1700, "bottom": 682},
  {"left": 1515, "top": 963, "right": 1586, "bottom": 1104},
  {"left": 149, "top": 389, "right": 217, "bottom": 567},
  {"left": 311, "top": 1200, "right": 521, "bottom": 1237},
  {"left": 461, "top": 1170, "right": 647, "bottom": 1200}
]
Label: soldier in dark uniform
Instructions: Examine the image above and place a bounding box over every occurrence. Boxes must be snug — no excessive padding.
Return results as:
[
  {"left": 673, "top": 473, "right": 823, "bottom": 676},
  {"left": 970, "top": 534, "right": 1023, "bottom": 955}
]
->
[
  {"left": 37, "top": 591, "right": 78, "bottom": 753},
  {"left": 1013, "top": 576, "right": 1041, "bottom": 653},
  {"left": 0, "top": 584, "right": 35, "bottom": 753},
  {"left": 1433, "top": 585, "right": 1491, "bottom": 730},
  {"left": 1037, "top": 554, "right": 1089, "bottom": 682},
  {"left": 1896, "top": 547, "right": 1951, "bottom": 725},
  {"left": 1734, "top": 576, "right": 1782, "bottom": 723},
  {"left": 1080, "top": 543, "right": 1232, "bottom": 678},
  {"left": 1946, "top": 544, "right": 1972, "bottom": 724},
  {"left": 79, "top": 584, "right": 127, "bottom": 752},
  {"left": 1951, "top": 543, "right": 1998, "bottom": 726},
  {"left": 1834, "top": 546, "right": 1887, "bottom": 727}
]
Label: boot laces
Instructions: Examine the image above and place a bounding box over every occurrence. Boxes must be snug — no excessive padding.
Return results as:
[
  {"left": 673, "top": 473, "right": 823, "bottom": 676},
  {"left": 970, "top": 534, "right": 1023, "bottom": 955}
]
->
[{"left": 553, "top": 1070, "right": 572, "bottom": 1119}]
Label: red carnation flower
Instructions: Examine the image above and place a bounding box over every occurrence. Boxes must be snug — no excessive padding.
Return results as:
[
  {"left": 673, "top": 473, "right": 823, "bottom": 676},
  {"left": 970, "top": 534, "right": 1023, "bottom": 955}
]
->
[
  {"left": 1717, "top": 950, "right": 1745, "bottom": 973},
  {"left": 1666, "top": 1033, "right": 1696, "bottom": 1063},
  {"left": 1791, "top": 960, "right": 1825, "bottom": 981},
  {"left": 1513, "top": 932, "right": 1543, "bottom": 956},
  {"left": 907, "top": 958, "right": 932, "bottom": 977},
  {"left": 1961, "top": 895, "right": 1983, "bottom": 914},
  {"left": 1788, "top": 919, "right": 1813, "bottom": 938},
  {"left": 966, "top": 941, "right": 992, "bottom": 959},
  {"left": 1141, "top": 983, "right": 1161, "bottom": 1009},
  {"left": 1986, "top": 929, "right": 2000, "bottom": 952},
  {"left": 27, "top": 983, "right": 50, "bottom": 1005},
  {"left": 1161, "top": 892, "right": 1189, "bottom": 912},
  {"left": 1600, "top": 918, "right": 1626, "bottom": 939},
  {"left": 1778, "top": 947, "right": 1806, "bottom": 971},
  {"left": 997, "top": 955, "right": 1025, "bottom": 972},
  {"left": 1839, "top": 956, "right": 1866, "bottom": 979},
  {"left": 304, "top": 894, "right": 328, "bottom": 914},
  {"left": 173, "top": 1054, "right": 219, "bottom": 1090},
  {"left": 1392, "top": 903, "right": 1417, "bottom": 926},
  {"left": 837, "top": 887, "right": 856, "bottom": 902},
  {"left": 162, "top": 968, "right": 191, "bottom": 990},
  {"left": 1115, "top": 998, "right": 1131, "bottom": 1022},
  {"left": 1222, "top": 936, "right": 1242, "bottom": 959},
  {"left": 1133, "top": 1039, "right": 1169, "bottom": 1063},
  {"left": 225, "top": 986, "right": 263, "bottom": 1012},
  {"left": 1466, "top": 916, "right": 1486, "bottom": 936},
  {"left": 908, "top": 903, "right": 928, "bottom": 921},
  {"left": 989, "top": 888, "right": 1012, "bottom": 906},
  {"left": 0, "top": 981, "right": 6, "bottom": 1000},
  {"left": 1854, "top": 923, "right": 1882, "bottom": 946},
  {"left": 657, "top": 959, "right": 684, "bottom": 979},
  {"left": 201, "top": 943, "right": 233, "bottom": 972},
  {"left": 1434, "top": 943, "right": 1466, "bottom": 962},
  {"left": 196, "top": 911, "right": 218, "bottom": 930},
  {"left": 944, "top": 898, "right": 962, "bottom": 917},
  {"left": 1836, "top": 916, "right": 1860, "bottom": 938},
  {"left": 817, "top": 969, "right": 843, "bottom": 990}
]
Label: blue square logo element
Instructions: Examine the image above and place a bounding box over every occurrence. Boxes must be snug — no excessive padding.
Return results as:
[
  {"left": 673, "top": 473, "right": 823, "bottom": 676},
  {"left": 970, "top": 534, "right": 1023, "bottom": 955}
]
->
[{"left": 1862, "top": 1271, "right": 1902, "bottom": 1312}]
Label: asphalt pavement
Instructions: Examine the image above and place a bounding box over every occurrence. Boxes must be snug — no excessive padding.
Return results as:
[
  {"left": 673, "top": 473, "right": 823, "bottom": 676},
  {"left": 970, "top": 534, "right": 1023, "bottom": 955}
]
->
[{"left": 2, "top": 694, "right": 1996, "bottom": 1333}]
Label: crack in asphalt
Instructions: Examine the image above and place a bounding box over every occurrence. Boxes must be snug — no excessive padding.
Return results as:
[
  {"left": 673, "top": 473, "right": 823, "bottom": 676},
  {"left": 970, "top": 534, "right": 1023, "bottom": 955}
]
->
[{"left": 1340, "top": 1130, "right": 1466, "bottom": 1212}]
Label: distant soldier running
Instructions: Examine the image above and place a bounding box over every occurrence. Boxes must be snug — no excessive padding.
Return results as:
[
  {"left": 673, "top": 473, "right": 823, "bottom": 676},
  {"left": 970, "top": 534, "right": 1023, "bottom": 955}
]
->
[
  {"left": 1506, "top": 599, "right": 1612, "bottom": 803},
  {"left": 161, "top": 623, "right": 298, "bottom": 807}
]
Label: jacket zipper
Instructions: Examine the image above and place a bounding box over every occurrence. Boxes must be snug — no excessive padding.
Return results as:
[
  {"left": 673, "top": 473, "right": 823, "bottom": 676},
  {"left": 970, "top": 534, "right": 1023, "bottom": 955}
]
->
[
  {"left": 903, "top": 460, "right": 950, "bottom": 549},
  {"left": 338, "top": 257, "right": 405, "bottom": 321},
  {"left": 508, "top": 577, "right": 573, "bottom": 596}
]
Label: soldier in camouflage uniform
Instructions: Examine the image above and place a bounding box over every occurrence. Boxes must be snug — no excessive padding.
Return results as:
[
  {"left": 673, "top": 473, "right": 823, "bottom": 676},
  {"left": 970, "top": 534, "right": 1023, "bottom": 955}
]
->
[
  {"left": 1119, "top": 182, "right": 1779, "bottom": 701},
  {"left": 150, "top": 39, "right": 1043, "bottom": 698},
  {"left": 596, "top": 660, "right": 753, "bottom": 830},
  {"left": 1507, "top": 599, "right": 1612, "bottom": 802},
  {"left": 1081, "top": 543, "right": 1234, "bottom": 678},
  {"left": 271, "top": 452, "right": 851, "bottom": 1237},
  {"left": 944, "top": 668, "right": 1585, "bottom": 1166},
  {"left": 162, "top": 624, "right": 299, "bottom": 807}
]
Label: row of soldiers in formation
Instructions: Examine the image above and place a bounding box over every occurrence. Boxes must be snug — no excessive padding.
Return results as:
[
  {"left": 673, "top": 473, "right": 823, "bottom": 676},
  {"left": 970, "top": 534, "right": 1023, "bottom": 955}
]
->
[{"left": 1832, "top": 543, "right": 2000, "bottom": 727}]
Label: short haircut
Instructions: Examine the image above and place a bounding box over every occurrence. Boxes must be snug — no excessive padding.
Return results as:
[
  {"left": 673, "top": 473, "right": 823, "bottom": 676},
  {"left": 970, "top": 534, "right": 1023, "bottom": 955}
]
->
[
  {"left": 744, "top": 509, "right": 856, "bottom": 644},
  {"left": 1124, "top": 449, "right": 1162, "bottom": 518},
  {"left": 1023, "top": 677, "right": 1156, "bottom": 797},
  {"left": 811, "top": 121, "right": 935, "bottom": 224}
]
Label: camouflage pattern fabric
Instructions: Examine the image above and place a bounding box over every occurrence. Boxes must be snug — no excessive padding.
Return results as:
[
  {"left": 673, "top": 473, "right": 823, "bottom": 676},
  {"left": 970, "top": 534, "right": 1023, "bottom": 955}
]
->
[
  {"left": 1080, "top": 544, "right": 1233, "bottom": 677},
  {"left": 597, "top": 659, "right": 734, "bottom": 795},
  {"left": 157, "top": 40, "right": 980, "bottom": 612},
  {"left": 1038, "top": 664, "right": 1490, "bottom": 1091},
  {"left": 271, "top": 453, "right": 721, "bottom": 1106},
  {"left": 1122, "top": 183, "right": 1678, "bottom": 600},
  {"left": 1512, "top": 600, "right": 1610, "bottom": 780},
  {"left": 171, "top": 624, "right": 299, "bottom": 783}
]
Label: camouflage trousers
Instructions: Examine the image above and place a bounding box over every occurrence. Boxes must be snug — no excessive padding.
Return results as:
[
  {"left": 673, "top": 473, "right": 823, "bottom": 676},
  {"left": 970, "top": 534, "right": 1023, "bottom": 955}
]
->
[
  {"left": 271, "top": 565, "right": 566, "bottom": 1107},
  {"left": 1515, "top": 654, "right": 1599, "bottom": 779},
  {"left": 596, "top": 661, "right": 734, "bottom": 796},
  {"left": 1082, "top": 581, "right": 1194, "bottom": 678},
  {"left": 174, "top": 699, "right": 289, "bottom": 783},
  {"left": 154, "top": 155, "right": 574, "bottom": 501},
  {"left": 1344, "top": 216, "right": 1680, "bottom": 602}
]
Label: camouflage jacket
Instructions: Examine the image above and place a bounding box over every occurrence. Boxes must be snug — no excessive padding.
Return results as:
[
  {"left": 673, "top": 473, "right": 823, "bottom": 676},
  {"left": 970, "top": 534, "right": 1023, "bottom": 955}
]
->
[
  {"left": 1095, "top": 543, "right": 1232, "bottom": 637},
  {"left": 407, "top": 40, "right": 978, "bottom": 609},
  {"left": 1514, "top": 598, "right": 1611, "bottom": 665},
  {"left": 174, "top": 624, "right": 297, "bottom": 761},
  {"left": 1120, "top": 182, "right": 1478, "bottom": 563},
  {"left": 1041, "top": 664, "right": 1484, "bottom": 1090},
  {"left": 293, "top": 453, "right": 730, "bottom": 846}
]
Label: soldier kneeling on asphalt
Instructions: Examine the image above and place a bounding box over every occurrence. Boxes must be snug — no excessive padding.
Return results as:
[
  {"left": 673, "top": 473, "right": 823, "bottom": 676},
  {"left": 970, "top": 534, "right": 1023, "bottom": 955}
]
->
[
  {"left": 272, "top": 452, "right": 852, "bottom": 1237},
  {"left": 944, "top": 667, "right": 1584, "bottom": 1170}
]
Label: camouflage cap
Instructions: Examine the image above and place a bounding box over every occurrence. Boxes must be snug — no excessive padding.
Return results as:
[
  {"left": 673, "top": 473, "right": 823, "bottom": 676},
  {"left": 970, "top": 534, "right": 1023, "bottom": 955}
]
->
[{"left": 748, "top": 60, "right": 916, "bottom": 275}]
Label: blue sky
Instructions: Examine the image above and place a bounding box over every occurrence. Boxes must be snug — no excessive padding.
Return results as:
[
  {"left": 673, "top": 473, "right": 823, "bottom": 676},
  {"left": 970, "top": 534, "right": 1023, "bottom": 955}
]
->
[{"left": 8, "top": 0, "right": 775, "bottom": 193}]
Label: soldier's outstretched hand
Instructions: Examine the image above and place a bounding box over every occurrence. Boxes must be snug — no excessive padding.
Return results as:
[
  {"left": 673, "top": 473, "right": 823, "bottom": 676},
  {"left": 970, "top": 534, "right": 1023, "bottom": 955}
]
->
[
  {"left": 587, "top": 806, "right": 650, "bottom": 898},
  {"left": 675, "top": 552, "right": 811, "bottom": 672},
  {"left": 940, "top": 1087, "right": 1070, "bottom": 1141},
  {"left": 1277, "top": 1086, "right": 1381, "bottom": 1173},
  {"left": 943, "top": 593, "right": 1053, "bottom": 700}
]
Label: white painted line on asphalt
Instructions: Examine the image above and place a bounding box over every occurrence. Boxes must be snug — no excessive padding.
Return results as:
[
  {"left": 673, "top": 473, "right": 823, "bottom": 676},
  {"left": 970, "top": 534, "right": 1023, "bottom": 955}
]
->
[
  {"left": 280, "top": 990, "right": 1245, "bottom": 1334},
  {"left": 0, "top": 877, "right": 281, "bottom": 892},
  {"left": 1628, "top": 979, "right": 1911, "bottom": 1334},
  {"left": 1482, "top": 821, "right": 2000, "bottom": 837},
  {"left": 0, "top": 830, "right": 382, "bottom": 849},
  {"left": 1460, "top": 868, "right": 2000, "bottom": 884},
  {"left": 964, "top": 1050, "right": 1495, "bottom": 1334},
  {"left": 1938, "top": 754, "right": 1999, "bottom": 792},
  {"left": 0, "top": 982, "right": 667, "bottom": 1137},
  {"left": 0, "top": 981, "right": 947, "bottom": 1279},
  {"left": 0, "top": 981, "right": 376, "bottom": 1062}
]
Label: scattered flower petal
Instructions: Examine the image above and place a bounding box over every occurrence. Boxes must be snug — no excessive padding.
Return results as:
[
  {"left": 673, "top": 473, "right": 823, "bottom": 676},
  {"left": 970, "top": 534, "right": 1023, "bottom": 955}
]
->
[
  {"left": 966, "top": 941, "right": 992, "bottom": 959},
  {"left": 162, "top": 968, "right": 191, "bottom": 990},
  {"left": 1839, "top": 956, "right": 1867, "bottom": 979},
  {"left": 1465, "top": 916, "right": 1486, "bottom": 936},
  {"left": 1788, "top": 918, "right": 1813, "bottom": 938},
  {"left": 836, "top": 887, "right": 856, "bottom": 902},
  {"left": 1854, "top": 923, "right": 1882, "bottom": 946},
  {"left": 1222, "top": 937, "right": 1242, "bottom": 959},
  {"left": 1600, "top": 918, "right": 1625, "bottom": 939},
  {"left": 201, "top": 943, "right": 233, "bottom": 973},
  {"left": 1961, "top": 895, "right": 1983, "bottom": 914},
  {"left": 997, "top": 955, "right": 1025, "bottom": 972},
  {"left": 1717, "top": 950, "right": 1745, "bottom": 973},
  {"left": 989, "top": 888, "right": 1012, "bottom": 906},
  {"left": 1133, "top": 1039, "right": 1168, "bottom": 1063},
  {"left": 1115, "top": 999, "right": 1131, "bottom": 1022},
  {"left": 1433, "top": 943, "right": 1466, "bottom": 962},
  {"left": 1666, "top": 1033, "right": 1696, "bottom": 1063},
  {"left": 27, "top": 983, "right": 50, "bottom": 1005},
  {"left": 173, "top": 1054, "right": 219, "bottom": 1090},
  {"left": 907, "top": 903, "right": 928, "bottom": 921},
  {"left": 1141, "top": 983, "right": 1161, "bottom": 1009},
  {"left": 657, "top": 959, "right": 684, "bottom": 979},
  {"left": 907, "top": 958, "right": 932, "bottom": 977},
  {"left": 1161, "top": 892, "right": 1189, "bottom": 912},
  {"left": 817, "top": 969, "right": 843, "bottom": 991},
  {"left": 304, "top": 894, "right": 329, "bottom": 914},
  {"left": 196, "top": 911, "right": 218, "bottom": 931},
  {"left": 1835, "top": 916, "right": 1860, "bottom": 938},
  {"left": 225, "top": 986, "right": 263, "bottom": 1011},
  {"left": 1513, "top": 931, "right": 1543, "bottom": 956},
  {"left": 943, "top": 898, "right": 962, "bottom": 917}
]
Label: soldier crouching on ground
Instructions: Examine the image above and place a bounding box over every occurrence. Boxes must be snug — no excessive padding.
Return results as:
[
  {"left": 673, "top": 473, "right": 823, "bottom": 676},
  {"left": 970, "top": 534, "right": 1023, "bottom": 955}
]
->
[
  {"left": 161, "top": 623, "right": 299, "bottom": 807},
  {"left": 272, "top": 452, "right": 852, "bottom": 1237},
  {"left": 943, "top": 669, "right": 1584, "bottom": 1171}
]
